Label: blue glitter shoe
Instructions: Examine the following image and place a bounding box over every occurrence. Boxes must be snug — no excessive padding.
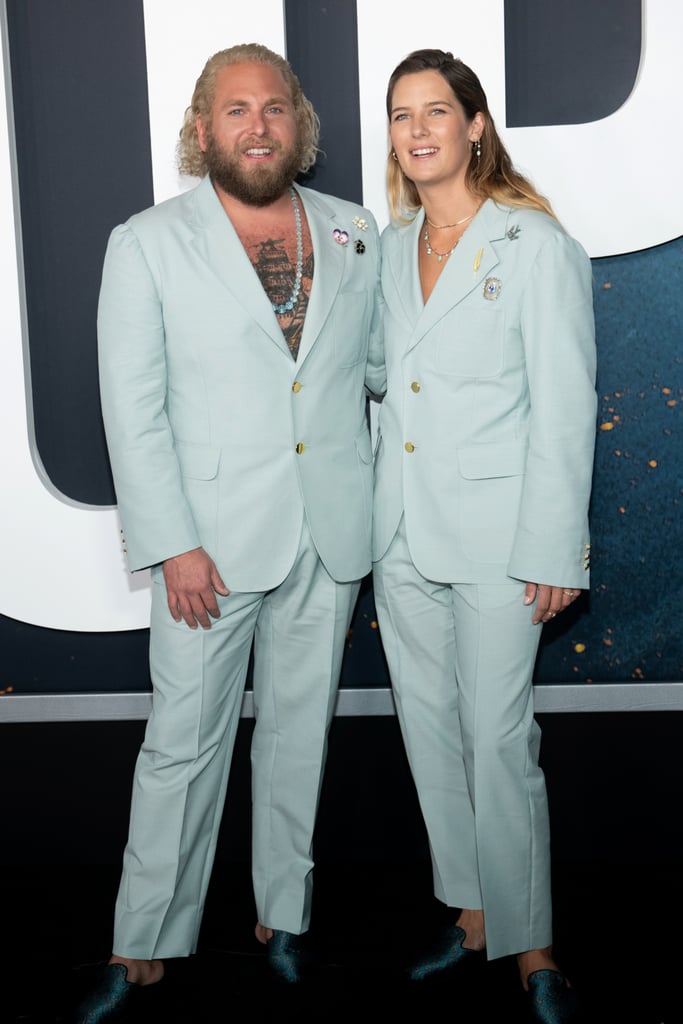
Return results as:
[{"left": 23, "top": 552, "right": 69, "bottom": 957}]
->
[
  {"left": 266, "top": 929, "right": 313, "bottom": 984},
  {"left": 66, "top": 962, "right": 162, "bottom": 1023},
  {"left": 526, "top": 969, "right": 579, "bottom": 1023},
  {"left": 407, "top": 924, "right": 484, "bottom": 982}
]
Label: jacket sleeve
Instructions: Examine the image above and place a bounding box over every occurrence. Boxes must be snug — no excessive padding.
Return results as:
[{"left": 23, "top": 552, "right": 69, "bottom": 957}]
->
[
  {"left": 97, "top": 223, "right": 201, "bottom": 571},
  {"left": 507, "top": 229, "right": 597, "bottom": 587}
]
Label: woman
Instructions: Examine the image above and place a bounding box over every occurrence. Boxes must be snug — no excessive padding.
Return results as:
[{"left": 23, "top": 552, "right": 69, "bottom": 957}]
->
[{"left": 372, "top": 48, "right": 596, "bottom": 1022}]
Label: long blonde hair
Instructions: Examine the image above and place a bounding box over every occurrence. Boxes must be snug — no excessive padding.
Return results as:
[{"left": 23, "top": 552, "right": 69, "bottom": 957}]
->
[{"left": 386, "top": 48, "right": 556, "bottom": 224}]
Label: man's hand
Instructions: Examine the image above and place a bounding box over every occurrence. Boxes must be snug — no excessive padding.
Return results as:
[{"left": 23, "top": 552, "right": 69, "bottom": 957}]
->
[{"left": 162, "top": 547, "right": 230, "bottom": 629}]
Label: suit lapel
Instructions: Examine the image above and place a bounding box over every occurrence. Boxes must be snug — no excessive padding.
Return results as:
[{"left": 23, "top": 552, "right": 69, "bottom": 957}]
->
[
  {"left": 394, "top": 199, "right": 512, "bottom": 354},
  {"left": 294, "top": 186, "right": 346, "bottom": 366},
  {"left": 188, "top": 176, "right": 291, "bottom": 356},
  {"left": 387, "top": 215, "right": 424, "bottom": 330}
]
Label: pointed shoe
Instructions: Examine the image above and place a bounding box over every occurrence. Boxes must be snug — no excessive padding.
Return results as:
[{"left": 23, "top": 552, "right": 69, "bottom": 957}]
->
[
  {"left": 266, "top": 929, "right": 313, "bottom": 984},
  {"left": 407, "top": 924, "right": 484, "bottom": 982},
  {"left": 526, "top": 969, "right": 579, "bottom": 1024},
  {"left": 63, "top": 962, "right": 163, "bottom": 1023}
]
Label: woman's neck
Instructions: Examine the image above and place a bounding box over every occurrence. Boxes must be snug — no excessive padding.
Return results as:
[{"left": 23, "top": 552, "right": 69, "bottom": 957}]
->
[{"left": 418, "top": 184, "right": 480, "bottom": 230}]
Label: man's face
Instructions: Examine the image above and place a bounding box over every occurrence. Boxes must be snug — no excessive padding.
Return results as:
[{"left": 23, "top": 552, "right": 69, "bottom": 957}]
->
[{"left": 197, "top": 61, "right": 304, "bottom": 206}]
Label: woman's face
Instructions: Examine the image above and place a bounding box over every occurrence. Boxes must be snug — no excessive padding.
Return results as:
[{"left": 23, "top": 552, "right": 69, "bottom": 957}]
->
[{"left": 389, "top": 69, "right": 481, "bottom": 190}]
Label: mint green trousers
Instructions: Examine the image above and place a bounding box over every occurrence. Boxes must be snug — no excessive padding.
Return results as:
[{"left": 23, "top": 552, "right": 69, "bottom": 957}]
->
[
  {"left": 372, "top": 518, "right": 552, "bottom": 961},
  {"left": 112, "top": 521, "right": 359, "bottom": 959}
]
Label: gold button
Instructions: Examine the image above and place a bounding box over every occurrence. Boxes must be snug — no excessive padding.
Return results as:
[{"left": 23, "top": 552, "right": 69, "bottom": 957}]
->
[
  {"left": 404, "top": 442, "right": 415, "bottom": 453},
  {"left": 410, "top": 381, "right": 420, "bottom": 393},
  {"left": 295, "top": 442, "right": 305, "bottom": 454},
  {"left": 292, "top": 381, "right": 302, "bottom": 393}
]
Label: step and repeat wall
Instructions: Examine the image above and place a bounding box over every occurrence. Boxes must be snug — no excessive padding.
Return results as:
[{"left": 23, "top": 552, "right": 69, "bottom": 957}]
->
[{"left": 1, "top": 0, "right": 681, "bottom": 719}]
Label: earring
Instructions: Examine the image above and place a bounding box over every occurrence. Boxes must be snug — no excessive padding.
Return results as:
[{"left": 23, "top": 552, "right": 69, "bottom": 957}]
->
[
  {"left": 391, "top": 150, "right": 398, "bottom": 161},
  {"left": 474, "top": 138, "right": 481, "bottom": 159}
]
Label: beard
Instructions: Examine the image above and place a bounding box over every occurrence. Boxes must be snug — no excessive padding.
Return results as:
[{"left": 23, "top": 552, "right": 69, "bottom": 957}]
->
[{"left": 204, "top": 130, "right": 305, "bottom": 206}]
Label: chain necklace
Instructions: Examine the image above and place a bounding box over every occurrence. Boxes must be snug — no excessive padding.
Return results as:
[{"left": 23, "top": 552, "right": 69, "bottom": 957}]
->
[
  {"left": 272, "top": 187, "right": 303, "bottom": 315},
  {"left": 426, "top": 212, "right": 474, "bottom": 229},
  {"left": 423, "top": 212, "right": 474, "bottom": 262}
]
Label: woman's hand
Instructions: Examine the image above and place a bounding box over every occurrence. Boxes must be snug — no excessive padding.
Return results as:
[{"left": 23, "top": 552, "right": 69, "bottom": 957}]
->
[{"left": 524, "top": 583, "right": 581, "bottom": 625}]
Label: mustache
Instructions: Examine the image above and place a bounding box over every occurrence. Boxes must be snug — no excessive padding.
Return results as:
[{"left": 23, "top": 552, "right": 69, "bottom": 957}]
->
[{"left": 240, "top": 138, "right": 282, "bottom": 154}]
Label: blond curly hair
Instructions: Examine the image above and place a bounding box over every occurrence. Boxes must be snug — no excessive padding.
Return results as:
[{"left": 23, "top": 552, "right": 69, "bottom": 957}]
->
[{"left": 177, "top": 43, "right": 320, "bottom": 178}]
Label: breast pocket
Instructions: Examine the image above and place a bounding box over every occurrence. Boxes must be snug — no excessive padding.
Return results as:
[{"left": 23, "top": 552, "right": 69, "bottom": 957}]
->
[{"left": 436, "top": 307, "right": 504, "bottom": 378}]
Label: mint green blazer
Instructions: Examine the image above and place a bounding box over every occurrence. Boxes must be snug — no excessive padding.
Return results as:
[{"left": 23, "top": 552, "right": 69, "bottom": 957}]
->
[
  {"left": 98, "top": 176, "right": 383, "bottom": 590},
  {"left": 373, "top": 199, "right": 597, "bottom": 588}
]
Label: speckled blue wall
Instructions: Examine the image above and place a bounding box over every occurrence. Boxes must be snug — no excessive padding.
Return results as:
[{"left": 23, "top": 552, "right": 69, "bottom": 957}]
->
[
  {"left": 343, "top": 235, "right": 683, "bottom": 687},
  {"left": 574, "top": 236, "right": 683, "bottom": 682}
]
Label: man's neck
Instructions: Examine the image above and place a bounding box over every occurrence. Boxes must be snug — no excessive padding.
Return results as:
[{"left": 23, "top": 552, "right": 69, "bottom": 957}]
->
[{"left": 211, "top": 178, "right": 295, "bottom": 225}]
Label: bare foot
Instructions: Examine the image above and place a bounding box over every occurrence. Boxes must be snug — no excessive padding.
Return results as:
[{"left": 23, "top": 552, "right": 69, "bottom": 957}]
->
[
  {"left": 455, "top": 908, "right": 486, "bottom": 951},
  {"left": 108, "top": 956, "right": 164, "bottom": 986},
  {"left": 517, "top": 946, "right": 567, "bottom": 990},
  {"left": 254, "top": 923, "right": 274, "bottom": 945}
]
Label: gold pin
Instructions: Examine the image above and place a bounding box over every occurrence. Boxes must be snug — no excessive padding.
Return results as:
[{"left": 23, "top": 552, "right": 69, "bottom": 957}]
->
[{"left": 473, "top": 247, "right": 484, "bottom": 273}]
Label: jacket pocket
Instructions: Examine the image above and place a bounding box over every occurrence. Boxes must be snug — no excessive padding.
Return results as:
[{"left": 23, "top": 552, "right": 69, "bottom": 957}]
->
[
  {"left": 457, "top": 440, "right": 527, "bottom": 479},
  {"left": 456, "top": 442, "right": 526, "bottom": 564},
  {"left": 174, "top": 442, "right": 221, "bottom": 480}
]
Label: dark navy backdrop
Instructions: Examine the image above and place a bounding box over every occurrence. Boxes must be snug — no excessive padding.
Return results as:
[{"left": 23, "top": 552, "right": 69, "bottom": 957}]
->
[{"left": 0, "top": 0, "right": 680, "bottom": 700}]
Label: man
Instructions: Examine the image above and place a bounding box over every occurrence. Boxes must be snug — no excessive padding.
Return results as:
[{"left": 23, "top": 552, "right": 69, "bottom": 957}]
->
[{"left": 73, "top": 43, "right": 383, "bottom": 1020}]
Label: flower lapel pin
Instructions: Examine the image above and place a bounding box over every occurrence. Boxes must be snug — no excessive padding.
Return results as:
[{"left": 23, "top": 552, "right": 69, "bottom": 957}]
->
[
  {"left": 334, "top": 216, "right": 368, "bottom": 254},
  {"left": 353, "top": 217, "right": 368, "bottom": 253}
]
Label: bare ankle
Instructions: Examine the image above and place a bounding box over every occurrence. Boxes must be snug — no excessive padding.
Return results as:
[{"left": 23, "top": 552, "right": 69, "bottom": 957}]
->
[
  {"left": 454, "top": 909, "right": 486, "bottom": 951},
  {"left": 254, "top": 923, "right": 274, "bottom": 945},
  {"left": 517, "top": 946, "right": 558, "bottom": 989},
  {"left": 108, "top": 956, "right": 164, "bottom": 986}
]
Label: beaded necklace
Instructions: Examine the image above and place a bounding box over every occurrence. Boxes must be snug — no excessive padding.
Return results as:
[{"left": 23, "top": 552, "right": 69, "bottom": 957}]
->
[{"left": 272, "top": 187, "right": 303, "bottom": 316}]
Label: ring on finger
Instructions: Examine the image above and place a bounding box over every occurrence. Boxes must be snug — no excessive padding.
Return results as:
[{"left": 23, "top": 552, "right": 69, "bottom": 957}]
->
[{"left": 563, "top": 589, "right": 576, "bottom": 597}]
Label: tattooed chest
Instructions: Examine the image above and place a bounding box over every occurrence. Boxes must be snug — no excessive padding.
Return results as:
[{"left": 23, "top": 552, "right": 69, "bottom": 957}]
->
[{"left": 247, "top": 232, "right": 314, "bottom": 359}]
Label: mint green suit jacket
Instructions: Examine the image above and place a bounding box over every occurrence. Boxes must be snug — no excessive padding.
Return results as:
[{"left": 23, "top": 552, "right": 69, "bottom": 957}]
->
[
  {"left": 98, "top": 176, "right": 384, "bottom": 590},
  {"left": 373, "top": 199, "right": 597, "bottom": 588}
]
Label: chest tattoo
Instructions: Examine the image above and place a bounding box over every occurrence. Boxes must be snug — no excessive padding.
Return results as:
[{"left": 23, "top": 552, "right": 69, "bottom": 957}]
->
[{"left": 250, "top": 238, "right": 314, "bottom": 360}]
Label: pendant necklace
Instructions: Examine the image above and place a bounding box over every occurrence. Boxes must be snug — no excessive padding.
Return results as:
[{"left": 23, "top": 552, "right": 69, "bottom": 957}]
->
[
  {"left": 423, "top": 212, "right": 474, "bottom": 262},
  {"left": 272, "top": 187, "right": 303, "bottom": 315}
]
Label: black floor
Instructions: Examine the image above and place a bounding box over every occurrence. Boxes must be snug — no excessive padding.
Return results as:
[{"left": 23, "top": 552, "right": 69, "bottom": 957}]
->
[
  {"left": 4, "top": 713, "right": 683, "bottom": 1023},
  {"left": 4, "top": 858, "right": 680, "bottom": 1024}
]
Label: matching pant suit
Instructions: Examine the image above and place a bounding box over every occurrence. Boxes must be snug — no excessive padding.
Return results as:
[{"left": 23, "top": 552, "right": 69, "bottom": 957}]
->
[
  {"left": 97, "top": 177, "right": 384, "bottom": 958},
  {"left": 372, "top": 199, "right": 597, "bottom": 959}
]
